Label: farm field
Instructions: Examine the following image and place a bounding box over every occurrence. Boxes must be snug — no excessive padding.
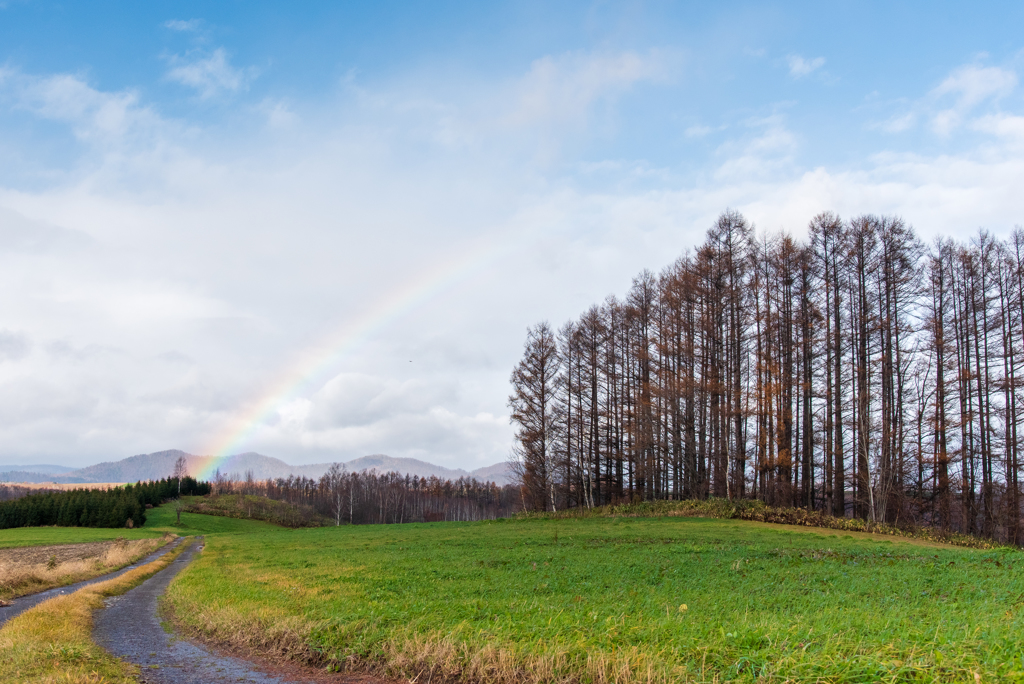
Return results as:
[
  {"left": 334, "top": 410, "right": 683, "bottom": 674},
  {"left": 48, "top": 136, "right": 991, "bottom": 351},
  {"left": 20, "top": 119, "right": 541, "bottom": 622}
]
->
[
  {"left": 167, "top": 515, "right": 1024, "bottom": 683},
  {"left": 0, "top": 536, "right": 168, "bottom": 601}
]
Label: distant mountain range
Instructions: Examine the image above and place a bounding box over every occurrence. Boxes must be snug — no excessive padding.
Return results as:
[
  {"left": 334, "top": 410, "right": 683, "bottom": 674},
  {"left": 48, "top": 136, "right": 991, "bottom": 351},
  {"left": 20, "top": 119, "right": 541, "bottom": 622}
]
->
[
  {"left": 0, "top": 450, "right": 515, "bottom": 486},
  {"left": 0, "top": 464, "right": 77, "bottom": 475}
]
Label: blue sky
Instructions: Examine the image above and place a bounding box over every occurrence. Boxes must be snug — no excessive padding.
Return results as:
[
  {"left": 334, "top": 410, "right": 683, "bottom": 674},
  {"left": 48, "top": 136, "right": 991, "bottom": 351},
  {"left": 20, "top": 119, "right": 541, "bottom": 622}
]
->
[
  {"left": 1, "top": 2, "right": 1023, "bottom": 469},
  {"left": 5, "top": 2, "right": 1023, "bottom": 172}
]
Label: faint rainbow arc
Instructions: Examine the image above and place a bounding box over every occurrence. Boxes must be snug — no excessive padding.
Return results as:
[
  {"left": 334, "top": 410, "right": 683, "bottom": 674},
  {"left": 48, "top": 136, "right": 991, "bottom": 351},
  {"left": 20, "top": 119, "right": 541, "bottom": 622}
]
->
[{"left": 195, "top": 237, "right": 510, "bottom": 480}]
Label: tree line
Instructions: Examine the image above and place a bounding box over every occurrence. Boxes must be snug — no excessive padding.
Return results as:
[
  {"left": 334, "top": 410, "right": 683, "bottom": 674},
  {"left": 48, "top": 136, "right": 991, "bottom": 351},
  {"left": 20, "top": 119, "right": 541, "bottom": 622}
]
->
[
  {"left": 212, "top": 467, "right": 520, "bottom": 524},
  {"left": 0, "top": 477, "right": 210, "bottom": 529},
  {"left": 0, "top": 484, "right": 59, "bottom": 502},
  {"left": 509, "top": 211, "right": 1024, "bottom": 544}
]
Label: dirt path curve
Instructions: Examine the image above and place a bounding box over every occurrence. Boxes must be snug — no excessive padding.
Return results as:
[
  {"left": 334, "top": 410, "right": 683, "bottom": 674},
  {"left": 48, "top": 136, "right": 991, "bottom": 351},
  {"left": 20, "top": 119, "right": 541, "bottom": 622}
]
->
[
  {"left": 93, "top": 536, "right": 321, "bottom": 684},
  {"left": 0, "top": 536, "right": 186, "bottom": 629}
]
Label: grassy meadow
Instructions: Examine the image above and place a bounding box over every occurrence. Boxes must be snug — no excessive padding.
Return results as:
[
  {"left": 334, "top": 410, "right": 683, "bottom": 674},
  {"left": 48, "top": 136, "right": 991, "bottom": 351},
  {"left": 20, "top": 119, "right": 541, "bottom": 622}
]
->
[
  {"left": 0, "top": 524, "right": 164, "bottom": 549},
  {"left": 165, "top": 515, "right": 1024, "bottom": 683}
]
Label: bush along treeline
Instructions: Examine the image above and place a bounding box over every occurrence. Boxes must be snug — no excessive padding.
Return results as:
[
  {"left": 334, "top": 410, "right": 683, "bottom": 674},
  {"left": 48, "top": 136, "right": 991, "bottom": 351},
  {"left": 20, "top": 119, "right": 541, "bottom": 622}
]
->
[
  {"left": 510, "top": 210, "right": 1024, "bottom": 545},
  {"left": 0, "top": 477, "right": 210, "bottom": 529},
  {"left": 211, "top": 466, "right": 521, "bottom": 524}
]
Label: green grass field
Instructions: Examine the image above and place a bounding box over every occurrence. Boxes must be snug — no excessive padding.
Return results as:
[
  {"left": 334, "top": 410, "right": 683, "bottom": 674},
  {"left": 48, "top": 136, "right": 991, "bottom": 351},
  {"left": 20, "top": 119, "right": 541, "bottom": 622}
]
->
[
  {"left": 166, "top": 515, "right": 1024, "bottom": 683},
  {"left": 0, "top": 525, "right": 162, "bottom": 549},
  {"left": 0, "top": 499, "right": 276, "bottom": 548}
]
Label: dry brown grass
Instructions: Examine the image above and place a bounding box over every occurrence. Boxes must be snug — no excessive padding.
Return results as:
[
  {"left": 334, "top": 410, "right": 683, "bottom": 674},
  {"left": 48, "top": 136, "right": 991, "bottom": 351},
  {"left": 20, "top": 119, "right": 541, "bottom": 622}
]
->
[
  {"left": 169, "top": 604, "right": 325, "bottom": 665},
  {"left": 0, "top": 535, "right": 174, "bottom": 601},
  {"left": 0, "top": 538, "right": 191, "bottom": 683},
  {"left": 169, "top": 603, "right": 696, "bottom": 684},
  {"left": 371, "top": 631, "right": 683, "bottom": 684}
]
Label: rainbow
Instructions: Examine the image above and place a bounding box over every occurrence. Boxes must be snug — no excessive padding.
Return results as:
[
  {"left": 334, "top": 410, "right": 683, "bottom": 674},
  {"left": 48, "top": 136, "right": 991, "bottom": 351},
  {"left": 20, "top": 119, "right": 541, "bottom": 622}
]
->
[{"left": 194, "top": 234, "right": 514, "bottom": 481}]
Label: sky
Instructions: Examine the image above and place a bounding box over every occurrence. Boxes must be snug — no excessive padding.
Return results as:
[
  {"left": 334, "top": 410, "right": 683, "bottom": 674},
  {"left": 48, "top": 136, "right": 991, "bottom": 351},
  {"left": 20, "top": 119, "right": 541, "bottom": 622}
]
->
[{"left": 1, "top": 1, "right": 1024, "bottom": 470}]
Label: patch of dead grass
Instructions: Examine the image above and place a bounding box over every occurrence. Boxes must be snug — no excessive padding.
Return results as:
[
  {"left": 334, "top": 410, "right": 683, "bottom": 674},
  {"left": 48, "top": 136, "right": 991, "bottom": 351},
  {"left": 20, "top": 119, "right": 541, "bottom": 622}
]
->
[
  {"left": 168, "top": 603, "right": 325, "bottom": 665},
  {"left": 0, "top": 534, "right": 174, "bottom": 601},
  {"left": 170, "top": 608, "right": 688, "bottom": 684},
  {"left": 372, "top": 631, "right": 677, "bottom": 684}
]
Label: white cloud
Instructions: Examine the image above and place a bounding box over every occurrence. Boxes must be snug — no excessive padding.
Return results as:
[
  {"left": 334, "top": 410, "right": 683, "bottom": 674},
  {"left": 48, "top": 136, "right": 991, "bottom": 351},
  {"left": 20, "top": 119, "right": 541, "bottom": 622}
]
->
[
  {"left": 505, "top": 49, "right": 672, "bottom": 129},
  {"left": 713, "top": 115, "right": 797, "bottom": 181},
  {"left": 276, "top": 397, "right": 313, "bottom": 431},
  {"left": 0, "top": 330, "right": 31, "bottom": 361},
  {"left": 257, "top": 98, "right": 297, "bottom": 128},
  {"left": 685, "top": 124, "right": 714, "bottom": 138},
  {"left": 0, "top": 68, "right": 158, "bottom": 143},
  {"left": 972, "top": 113, "right": 1024, "bottom": 143},
  {"left": 0, "top": 206, "right": 94, "bottom": 253},
  {"left": 870, "top": 62, "right": 1020, "bottom": 138},
  {"left": 164, "top": 19, "right": 201, "bottom": 32},
  {"left": 165, "top": 48, "right": 254, "bottom": 98},
  {"left": 338, "top": 48, "right": 676, "bottom": 162},
  {"left": 4, "top": 51, "right": 1024, "bottom": 470},
  {"left": 787, "top": 54, "right": 825, "bottom": 78},
  {"left": 877, "top": 112, "right": 915, "bottom": 133},
  {"left": 933, "top": 64, "right": 1016, "bottom": 109},
  {"left": 930, "top": 64, "right": 1017, "bottom": 135}
]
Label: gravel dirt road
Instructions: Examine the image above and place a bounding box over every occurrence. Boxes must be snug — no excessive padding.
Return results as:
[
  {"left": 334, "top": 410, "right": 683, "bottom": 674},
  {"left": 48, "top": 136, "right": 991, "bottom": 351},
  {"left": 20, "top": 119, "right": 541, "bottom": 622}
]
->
[{"left": 92, "top": 537, "right": 291, "bottom": 683}]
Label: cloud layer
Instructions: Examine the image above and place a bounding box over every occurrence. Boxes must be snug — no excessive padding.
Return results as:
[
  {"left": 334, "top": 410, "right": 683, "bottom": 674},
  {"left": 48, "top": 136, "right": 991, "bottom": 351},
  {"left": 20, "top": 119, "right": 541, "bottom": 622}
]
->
[{"left": 2, "top": 20, "right": 1024, "bottom": 470}]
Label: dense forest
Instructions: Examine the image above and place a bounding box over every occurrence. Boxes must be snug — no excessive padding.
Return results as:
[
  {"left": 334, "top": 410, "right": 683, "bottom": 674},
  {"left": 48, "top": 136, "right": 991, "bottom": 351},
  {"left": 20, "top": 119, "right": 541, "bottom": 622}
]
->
[
  {"left": 509, "top": 211, "right": 1024, "bottom": 544},
  {"left": 0, "top": 477, "right": 209, "bottom": 529},
  {"left": 212, "top": 467, "right": 520, "bottom": 523}
]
